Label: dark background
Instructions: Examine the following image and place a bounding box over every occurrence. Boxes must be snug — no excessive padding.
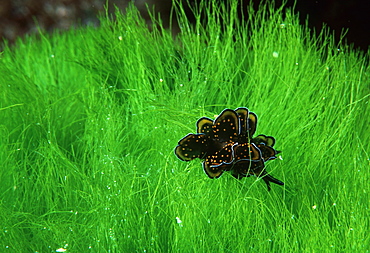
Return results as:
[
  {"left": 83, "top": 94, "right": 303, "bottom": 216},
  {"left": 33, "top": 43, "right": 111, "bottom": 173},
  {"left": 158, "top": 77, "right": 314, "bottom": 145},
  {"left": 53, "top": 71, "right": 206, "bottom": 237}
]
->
[{"left": 0, "top": 0, "right": 369, "bottom": 51}]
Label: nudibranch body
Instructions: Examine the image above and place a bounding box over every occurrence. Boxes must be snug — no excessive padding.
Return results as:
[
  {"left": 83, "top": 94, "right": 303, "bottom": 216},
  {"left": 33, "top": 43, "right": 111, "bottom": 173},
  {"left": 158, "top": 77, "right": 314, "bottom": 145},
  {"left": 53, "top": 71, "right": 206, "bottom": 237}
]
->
[{"left": 175, "top": 108, "right": 284, "bottom": 191}]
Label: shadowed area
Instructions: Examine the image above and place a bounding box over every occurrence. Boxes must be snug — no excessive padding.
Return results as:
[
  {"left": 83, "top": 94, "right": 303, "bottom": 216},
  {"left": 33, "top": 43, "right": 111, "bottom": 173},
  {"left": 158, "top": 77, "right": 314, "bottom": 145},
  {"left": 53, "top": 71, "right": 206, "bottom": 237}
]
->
[{"left": 1, "top": 0, "right": 369, "bottom": 51}]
